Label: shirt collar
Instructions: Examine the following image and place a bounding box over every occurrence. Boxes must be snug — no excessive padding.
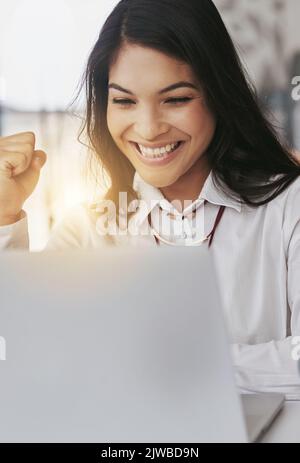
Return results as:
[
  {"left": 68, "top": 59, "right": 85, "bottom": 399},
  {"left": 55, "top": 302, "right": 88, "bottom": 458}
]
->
[
  {"left": 91, "top": 169, "right": 242, "bottom": 233},
  {"left": 132, "top": 169, "right": 242, "bottom": 225},
  {"left": 200, "top": 171, "right": 242, "bottom": 212}
]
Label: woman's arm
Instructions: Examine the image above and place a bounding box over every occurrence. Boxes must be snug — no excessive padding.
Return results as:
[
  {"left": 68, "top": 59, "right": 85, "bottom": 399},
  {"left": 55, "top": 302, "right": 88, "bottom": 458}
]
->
[
  {"left": 231, "top": 338, "right": 300, "bottom": 399},
  {"left": 231, "top": 178, "right": 300, "bottom": 400},
  {"left": 0, "top": 210, "right": 29, "bottom": 249},
  {"left": 0, "top": 203, "right": 97, "bottom": 251}
]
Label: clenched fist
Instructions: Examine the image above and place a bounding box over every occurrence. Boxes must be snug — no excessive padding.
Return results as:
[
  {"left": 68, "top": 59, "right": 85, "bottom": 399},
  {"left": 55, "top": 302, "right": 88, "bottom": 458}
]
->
[{"left": 0, "top": 131, "right": 47, "bottom": 225}]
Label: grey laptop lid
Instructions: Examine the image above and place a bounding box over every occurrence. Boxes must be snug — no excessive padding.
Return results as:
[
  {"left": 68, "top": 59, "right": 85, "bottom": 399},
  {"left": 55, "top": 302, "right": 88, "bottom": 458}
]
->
[{"left": 0, "top": 247, "right": 258, "bottom": 442}]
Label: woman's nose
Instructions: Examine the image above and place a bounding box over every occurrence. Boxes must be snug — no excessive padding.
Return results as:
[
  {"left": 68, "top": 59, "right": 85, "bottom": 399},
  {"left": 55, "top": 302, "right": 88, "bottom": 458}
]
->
[{"left": 133, "top": 108, "right": 169, "bottom": 140}]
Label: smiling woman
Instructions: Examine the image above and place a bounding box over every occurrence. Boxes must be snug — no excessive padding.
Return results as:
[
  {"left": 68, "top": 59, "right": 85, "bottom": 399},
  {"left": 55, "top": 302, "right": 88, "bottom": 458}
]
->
[
  {"left": 1, "top": 0, "right": 300, "bottom": 400},
  {"left": 73, "top": 0, "right": 300, "bottom": 218}
]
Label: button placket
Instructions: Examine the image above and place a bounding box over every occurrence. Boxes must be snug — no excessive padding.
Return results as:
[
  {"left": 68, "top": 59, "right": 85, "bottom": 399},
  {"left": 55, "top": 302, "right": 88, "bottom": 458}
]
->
[{"left": 182, "top": 216, "right": 193, "bottom": 239}]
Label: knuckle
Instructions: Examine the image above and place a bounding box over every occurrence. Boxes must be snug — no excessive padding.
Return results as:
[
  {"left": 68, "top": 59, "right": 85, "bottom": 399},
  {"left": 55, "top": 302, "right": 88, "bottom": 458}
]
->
[
  {"left": 18, "top": 152, "right": 28, "bottom": 167},
  {"left": 22, "top": 143, "right": 34, "bottom": 156},
  {"left": 18, "top": 131, "right": 35, "bottom": 145},
  {"left": 25, "top": 131, "right": 35, "bottom": 142}
]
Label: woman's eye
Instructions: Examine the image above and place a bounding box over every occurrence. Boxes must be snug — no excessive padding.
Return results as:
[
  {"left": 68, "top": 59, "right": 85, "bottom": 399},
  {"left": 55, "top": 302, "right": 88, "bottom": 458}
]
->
[
  {"left": 111, "top": 97, "right": 192, "bottom": 107},
  {"left": 166, "top": 97, "right": 192, "bottom": 104},
  {"left": 112, "top": 98, "right": 135, "bottom": 107}
]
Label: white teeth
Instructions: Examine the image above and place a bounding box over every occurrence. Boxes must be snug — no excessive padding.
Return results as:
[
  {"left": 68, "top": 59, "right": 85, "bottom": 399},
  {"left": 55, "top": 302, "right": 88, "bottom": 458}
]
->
[{"left": 138, "top": 142, "right": 180, "bottom": 158}]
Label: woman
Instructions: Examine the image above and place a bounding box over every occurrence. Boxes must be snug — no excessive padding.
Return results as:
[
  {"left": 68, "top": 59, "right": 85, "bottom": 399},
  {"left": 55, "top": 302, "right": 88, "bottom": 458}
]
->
[{"left": 0, "top": 0, "right": 300, "bottom": 398}]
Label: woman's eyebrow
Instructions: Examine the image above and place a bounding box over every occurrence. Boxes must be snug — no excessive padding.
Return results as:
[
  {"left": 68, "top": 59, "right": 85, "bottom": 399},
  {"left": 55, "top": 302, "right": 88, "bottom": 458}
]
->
[{"left": 108, "top": 81, "right": 198, "bottom": 95}]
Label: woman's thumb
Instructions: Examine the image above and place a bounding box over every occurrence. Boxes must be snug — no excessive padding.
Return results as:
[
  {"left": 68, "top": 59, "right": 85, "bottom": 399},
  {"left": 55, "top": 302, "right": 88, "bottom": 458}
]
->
[{"left": 32, "top": 150, "right": 47, "bottom": 170}]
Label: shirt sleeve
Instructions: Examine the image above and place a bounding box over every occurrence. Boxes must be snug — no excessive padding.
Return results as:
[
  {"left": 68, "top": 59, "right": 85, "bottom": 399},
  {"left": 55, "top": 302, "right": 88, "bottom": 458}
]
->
[
  {"left": 231, "top": 178, "right": 300, "bottom": 400},
  {"left": 0, "top": 203, "right": 103, "bottom": 251},
  {"left": 0, "top": 210, "right": 29, "bottom": 250},
  {"left": 0, "top": 206, "right": 89, "bottom": 250},
  {"left": 231, "top": 339, "right": 300, "bottom": 400}
]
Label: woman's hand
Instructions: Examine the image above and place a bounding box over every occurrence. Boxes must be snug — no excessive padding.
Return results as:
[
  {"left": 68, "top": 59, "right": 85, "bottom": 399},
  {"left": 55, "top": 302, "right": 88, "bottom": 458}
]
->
[{"left": 0, "top": 132, "right": 47, "bottom": 225}]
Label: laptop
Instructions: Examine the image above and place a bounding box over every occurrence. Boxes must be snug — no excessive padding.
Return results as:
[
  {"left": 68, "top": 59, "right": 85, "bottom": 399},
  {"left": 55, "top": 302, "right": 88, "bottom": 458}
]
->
[{"left": 0, "top": 247, "right": 284, "bottom": 443}]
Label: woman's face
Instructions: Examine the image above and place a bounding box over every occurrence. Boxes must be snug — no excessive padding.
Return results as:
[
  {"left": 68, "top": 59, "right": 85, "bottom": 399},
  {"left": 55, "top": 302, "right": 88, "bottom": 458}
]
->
[{"left": 107, "top": 44, "right": 216, "bottom": 188}]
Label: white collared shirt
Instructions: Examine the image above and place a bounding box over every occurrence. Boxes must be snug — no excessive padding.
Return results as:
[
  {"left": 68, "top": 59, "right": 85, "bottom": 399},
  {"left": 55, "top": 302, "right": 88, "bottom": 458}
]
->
[
  {"left": 1, "top": 170, "right": 300, "bottom": 399},
  {"left": 131, "top": 172, "right": 207, "bottom": 245}
]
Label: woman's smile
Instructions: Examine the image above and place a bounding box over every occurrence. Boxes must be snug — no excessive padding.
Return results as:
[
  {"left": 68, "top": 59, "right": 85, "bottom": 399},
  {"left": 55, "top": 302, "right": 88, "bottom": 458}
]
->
[{"left": 130, "top": 140, "right": 186, "bottom": 166}]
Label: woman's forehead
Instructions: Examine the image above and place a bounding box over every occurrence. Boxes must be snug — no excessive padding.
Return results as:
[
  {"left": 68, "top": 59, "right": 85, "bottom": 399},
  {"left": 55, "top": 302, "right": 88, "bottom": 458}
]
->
[{"left": 109, "top": 45, "right": 197, "bottom": 90}]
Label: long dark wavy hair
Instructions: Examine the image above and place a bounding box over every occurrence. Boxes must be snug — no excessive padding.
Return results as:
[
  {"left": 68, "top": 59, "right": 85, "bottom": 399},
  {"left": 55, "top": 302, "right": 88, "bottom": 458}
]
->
[{"left": 70, "top": 0, "right": 300, "bottom": 216}]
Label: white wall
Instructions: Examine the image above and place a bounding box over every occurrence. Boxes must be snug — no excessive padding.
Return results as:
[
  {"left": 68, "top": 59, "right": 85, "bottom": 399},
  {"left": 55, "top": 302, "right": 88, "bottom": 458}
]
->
[
  {"left": 0, "top": 0, "right": 119, "bottom": 110},
  {"left": 1, "top": 0, "right": 300, "bottom": 110}
]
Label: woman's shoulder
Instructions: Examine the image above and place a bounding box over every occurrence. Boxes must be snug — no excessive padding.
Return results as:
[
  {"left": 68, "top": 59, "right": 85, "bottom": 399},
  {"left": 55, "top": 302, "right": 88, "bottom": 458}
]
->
[
  {"left": 274, "top": 174, "right": 300, "bottom": 207},
  {"left": 52, "top": 201, "right": 100, "bottom": 228},
  {"left": 269, "top": 175, "right": 300, "bottom": 239},
  {"left": 46, "top": 200, "right": 109, "bottom": 250},
  {"left": 55, "top": 196, "right": 112, "bottom": 221},
  {"left": 262, "top": 174, "right": 300, "bottom": 209}
]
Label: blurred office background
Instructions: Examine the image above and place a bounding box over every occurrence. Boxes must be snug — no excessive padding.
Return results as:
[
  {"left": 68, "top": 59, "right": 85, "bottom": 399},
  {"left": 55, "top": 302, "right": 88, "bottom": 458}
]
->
[{"left": 0, "top": 0, "right": 300, "bottom": 250}]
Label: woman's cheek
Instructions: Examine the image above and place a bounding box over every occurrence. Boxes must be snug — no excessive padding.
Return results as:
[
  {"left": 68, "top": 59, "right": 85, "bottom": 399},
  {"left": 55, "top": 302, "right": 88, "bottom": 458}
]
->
[{"left": 109, "top": 112, "right": 133, "bottom": 141}]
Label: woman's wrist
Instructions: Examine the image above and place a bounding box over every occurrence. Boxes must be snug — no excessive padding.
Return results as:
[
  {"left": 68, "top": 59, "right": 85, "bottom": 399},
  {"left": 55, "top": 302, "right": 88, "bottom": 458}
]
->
[{"left": 0, "top": 210, "right": 25, "bottom": 226}]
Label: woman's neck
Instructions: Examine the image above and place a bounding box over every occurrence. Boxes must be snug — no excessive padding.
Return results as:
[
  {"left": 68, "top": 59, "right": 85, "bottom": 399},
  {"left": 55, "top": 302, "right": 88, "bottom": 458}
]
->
[{"left": 160, "top": 156, "right": 211, "bottom": 212}]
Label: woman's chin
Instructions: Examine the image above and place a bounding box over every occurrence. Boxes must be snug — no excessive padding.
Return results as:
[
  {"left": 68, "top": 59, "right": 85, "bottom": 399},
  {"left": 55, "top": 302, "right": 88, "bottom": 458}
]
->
[{"left": 137, "top": 170, "right": 180, "bottom": 189}]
